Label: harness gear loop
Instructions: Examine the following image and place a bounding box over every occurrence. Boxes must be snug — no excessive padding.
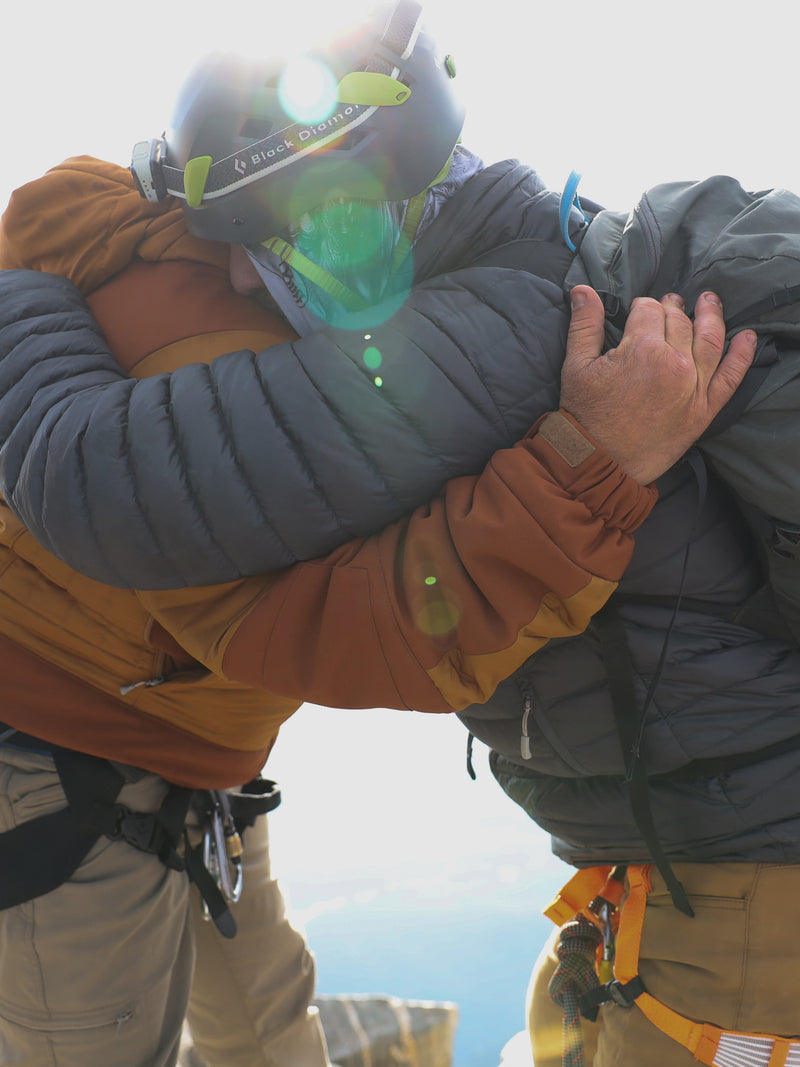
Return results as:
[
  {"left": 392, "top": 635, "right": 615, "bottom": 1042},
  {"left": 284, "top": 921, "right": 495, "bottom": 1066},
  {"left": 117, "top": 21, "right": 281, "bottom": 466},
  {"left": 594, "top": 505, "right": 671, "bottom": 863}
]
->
[{"left": 187, "top": 778, "right": 282, "bottom": 938}]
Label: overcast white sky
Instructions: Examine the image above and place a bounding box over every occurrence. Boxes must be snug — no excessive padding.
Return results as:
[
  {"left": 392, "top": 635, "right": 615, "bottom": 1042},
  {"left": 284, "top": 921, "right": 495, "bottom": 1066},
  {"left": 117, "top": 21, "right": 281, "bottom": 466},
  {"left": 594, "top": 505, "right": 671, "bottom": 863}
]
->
[
  {"left": 2, "top": 0, "right": 798, "bottom": 902},
  {"left": 3, "top": 0, "right": 797, "bottom": 213}
]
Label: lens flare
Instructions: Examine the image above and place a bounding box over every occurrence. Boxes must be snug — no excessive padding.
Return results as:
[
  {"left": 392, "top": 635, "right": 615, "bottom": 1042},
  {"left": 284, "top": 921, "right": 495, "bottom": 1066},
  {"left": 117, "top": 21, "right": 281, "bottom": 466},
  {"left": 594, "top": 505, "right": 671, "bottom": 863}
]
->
[
  {"left": 415, "top": 598, "right": 461, "bottom": 636},
  {"left": 363, "top": 347, "right": 382, "bottom": 370},
  {"left": 278, "top": 56, "right": 338, "bottom": 124},
  {"left": 288, "top": 198, "right": 414, "bottom": 328}
]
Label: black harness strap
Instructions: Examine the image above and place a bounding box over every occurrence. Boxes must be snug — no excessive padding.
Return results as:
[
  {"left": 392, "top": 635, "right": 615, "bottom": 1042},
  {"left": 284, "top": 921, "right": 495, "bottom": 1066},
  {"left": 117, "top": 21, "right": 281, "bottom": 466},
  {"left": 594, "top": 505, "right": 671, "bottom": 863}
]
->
[
  {"left": 0, "top": 744, "right": 127, "bottom": 910},
  {"left": 591, "top": 452, "right": 717, "bottom": 918},
  {"left": 0, "top": 803, "right": 119, "bottom": 910},
  {"left": 184, "top": 842, "right": 238, "bottom": 939},
  {"left": 593, "top": 605, "right": 694, "bottom": 919}
]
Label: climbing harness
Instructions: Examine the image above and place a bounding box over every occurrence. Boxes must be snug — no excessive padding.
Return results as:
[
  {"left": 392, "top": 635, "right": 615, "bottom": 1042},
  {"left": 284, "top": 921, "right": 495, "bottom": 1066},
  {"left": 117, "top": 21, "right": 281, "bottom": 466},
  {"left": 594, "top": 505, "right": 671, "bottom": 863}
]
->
[
  {"left": 0, "top": 725, "right": 280, "bottom": 938},
  {"left": 545, "top": 865, "right": 800, "bottom": 1067}
]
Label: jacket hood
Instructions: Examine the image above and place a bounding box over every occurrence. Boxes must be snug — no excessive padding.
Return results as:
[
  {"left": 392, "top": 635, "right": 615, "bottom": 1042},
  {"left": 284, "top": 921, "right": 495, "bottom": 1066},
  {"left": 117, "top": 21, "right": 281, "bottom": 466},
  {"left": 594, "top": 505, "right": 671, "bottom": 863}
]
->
[{"left": 0, "top": 156, "right": 229, "bottom": 293}]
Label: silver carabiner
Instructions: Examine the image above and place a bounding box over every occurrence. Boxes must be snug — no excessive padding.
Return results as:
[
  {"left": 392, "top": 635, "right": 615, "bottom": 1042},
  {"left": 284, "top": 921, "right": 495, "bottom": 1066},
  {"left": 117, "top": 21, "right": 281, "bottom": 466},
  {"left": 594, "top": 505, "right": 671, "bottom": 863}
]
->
[
  {"left": 200, "top": 792, "right": 243, "bottom": 921},
  {"left": 214, "top": 796, "right": 243, "bottom": 905}
]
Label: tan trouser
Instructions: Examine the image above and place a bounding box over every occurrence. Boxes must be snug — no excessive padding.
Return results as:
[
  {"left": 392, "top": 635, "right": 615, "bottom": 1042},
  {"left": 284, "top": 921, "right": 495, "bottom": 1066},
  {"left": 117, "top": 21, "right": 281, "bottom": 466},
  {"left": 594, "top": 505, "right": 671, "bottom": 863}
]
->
[
  {"left": 528, "top": 862, "right": 800, "bottom": 1066},
  {"left": 0, "top": 745, "right": 330, "bottom": 1067}
]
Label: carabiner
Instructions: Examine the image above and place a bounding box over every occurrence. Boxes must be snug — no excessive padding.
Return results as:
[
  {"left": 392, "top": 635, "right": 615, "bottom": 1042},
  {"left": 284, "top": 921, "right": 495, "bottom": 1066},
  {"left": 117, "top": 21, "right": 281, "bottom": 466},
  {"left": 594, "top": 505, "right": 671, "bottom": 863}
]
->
[{"left": 200, "top": 791, "right": 244, "bottom": 921}]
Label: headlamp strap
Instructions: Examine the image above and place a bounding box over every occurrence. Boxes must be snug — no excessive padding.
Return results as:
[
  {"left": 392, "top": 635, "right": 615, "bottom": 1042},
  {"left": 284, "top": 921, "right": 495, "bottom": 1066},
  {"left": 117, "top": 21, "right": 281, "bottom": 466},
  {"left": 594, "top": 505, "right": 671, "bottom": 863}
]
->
[{"left": 132, "top": 1, "right": 425, "bottom": 207}]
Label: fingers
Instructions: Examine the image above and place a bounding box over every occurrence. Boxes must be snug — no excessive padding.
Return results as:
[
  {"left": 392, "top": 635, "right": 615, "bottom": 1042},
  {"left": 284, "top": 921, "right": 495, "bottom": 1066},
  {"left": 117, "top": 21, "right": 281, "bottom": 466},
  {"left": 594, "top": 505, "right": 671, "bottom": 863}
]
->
[
  {"left": 705, "top": 327, "right": 757, "bottom": 415},
  {"left": 661, "top": 293, "right": 694, "bottom": 354},
  {"left": 684, "top": 291, "right": 756, "bottom": 413},
  {"left": 627, "top": 295, "right": 670, "bottom": 338},
  {"left": 628, "top": 294, "right": 692, "bottom": 353},
  {"left": 689, "top": 291, "right": 730, "bottom": 376}
]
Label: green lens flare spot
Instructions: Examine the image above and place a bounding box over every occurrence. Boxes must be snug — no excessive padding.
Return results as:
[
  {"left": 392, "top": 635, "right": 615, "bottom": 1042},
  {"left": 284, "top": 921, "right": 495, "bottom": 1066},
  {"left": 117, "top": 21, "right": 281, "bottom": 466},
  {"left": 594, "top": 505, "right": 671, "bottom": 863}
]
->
[
  {"left": 374, "top": 377, "right": 383, "bottom": 388},
  {"left": 415, "top": 599, "right": 461, "bottom": 636},
  {"left": 183, "top": 155, "right": 213, "bottom": 209},
  {"left": 424, "top": 576, "right": 437, "bottom": 586},
  {"left": 363, "top": 347, "right": 382, "bottom": 370},
  {"left": 444, "top": 55, "right": 457, "bottom": 78}
]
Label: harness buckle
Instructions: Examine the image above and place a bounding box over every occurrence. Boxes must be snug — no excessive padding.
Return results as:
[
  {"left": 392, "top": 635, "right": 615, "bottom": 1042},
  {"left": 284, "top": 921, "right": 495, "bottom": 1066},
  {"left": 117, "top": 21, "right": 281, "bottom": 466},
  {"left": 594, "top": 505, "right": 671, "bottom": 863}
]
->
[
  {"left": 107, "top": 804, "right": 160, "bottom": 853},
  {"left": 580, "top": 975, "right": 646, "bottom": 1018},
  {"left": 606, "top": 979, "right": 640, "bottom": 1008}
]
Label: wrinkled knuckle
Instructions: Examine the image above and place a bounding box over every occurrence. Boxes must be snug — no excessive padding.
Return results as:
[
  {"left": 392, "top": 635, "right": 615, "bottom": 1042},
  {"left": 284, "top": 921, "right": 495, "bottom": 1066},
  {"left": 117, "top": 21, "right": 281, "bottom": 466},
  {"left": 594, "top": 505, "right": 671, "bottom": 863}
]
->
[{"left": 695, "top": 326, "right": 724, "bottom": 351}]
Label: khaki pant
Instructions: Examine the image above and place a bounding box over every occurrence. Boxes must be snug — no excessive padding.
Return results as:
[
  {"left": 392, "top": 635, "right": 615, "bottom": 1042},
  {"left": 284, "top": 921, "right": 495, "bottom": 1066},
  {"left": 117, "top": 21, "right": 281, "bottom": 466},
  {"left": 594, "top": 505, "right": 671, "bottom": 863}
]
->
[
  {"left": 0, "top": 745, "right": 330, "bottom": 1067},
  {"left": 528, "top": 862, "right": 800, "bottom": 1066}
]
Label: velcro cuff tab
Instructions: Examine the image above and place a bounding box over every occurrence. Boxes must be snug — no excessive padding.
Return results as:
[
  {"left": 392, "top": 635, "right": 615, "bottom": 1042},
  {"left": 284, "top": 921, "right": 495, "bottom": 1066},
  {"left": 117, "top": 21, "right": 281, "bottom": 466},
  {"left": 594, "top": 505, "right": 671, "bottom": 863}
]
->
[{"left": 538, "top": 411, "right": 596, "bottom": 467}]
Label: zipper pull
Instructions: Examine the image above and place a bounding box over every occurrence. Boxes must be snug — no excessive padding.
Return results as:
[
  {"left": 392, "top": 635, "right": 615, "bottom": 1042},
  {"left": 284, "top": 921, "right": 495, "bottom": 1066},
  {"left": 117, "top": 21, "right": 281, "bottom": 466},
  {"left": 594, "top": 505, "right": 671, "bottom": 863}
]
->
[
  {"left": 521, "top": 694, "right": 533, "bottom": 760},
  {"left": 120, "top": 675, "right": 166, "bottom": 696},
  {"left": 115, "top": 1010, "right": 133, "bottom": 1036}
]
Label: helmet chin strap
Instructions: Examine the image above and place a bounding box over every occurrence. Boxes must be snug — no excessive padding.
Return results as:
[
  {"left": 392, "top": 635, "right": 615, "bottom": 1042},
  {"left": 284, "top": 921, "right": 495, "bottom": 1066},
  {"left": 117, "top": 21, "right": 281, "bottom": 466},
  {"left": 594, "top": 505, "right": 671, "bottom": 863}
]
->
[
  {"left": 259, "top": 235, "right": 369, "bottom": 312},
  {"left": 259, "top": 150, "right": 454, "bottom": 313}
]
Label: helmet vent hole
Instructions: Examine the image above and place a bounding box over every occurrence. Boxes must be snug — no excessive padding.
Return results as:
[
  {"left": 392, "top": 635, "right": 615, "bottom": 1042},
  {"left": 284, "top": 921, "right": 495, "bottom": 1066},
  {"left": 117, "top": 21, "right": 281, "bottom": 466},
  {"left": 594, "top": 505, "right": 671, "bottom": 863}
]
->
[{"left": 239, "top": 117, "right": 276, "bottom": 140}]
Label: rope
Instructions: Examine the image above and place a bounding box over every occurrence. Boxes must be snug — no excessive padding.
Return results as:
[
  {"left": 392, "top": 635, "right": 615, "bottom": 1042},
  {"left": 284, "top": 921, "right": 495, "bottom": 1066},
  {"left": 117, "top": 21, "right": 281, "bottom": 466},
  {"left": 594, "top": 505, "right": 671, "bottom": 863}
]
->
[{"left": 548, "top": 916, "right": 603, "bottom": 1067}]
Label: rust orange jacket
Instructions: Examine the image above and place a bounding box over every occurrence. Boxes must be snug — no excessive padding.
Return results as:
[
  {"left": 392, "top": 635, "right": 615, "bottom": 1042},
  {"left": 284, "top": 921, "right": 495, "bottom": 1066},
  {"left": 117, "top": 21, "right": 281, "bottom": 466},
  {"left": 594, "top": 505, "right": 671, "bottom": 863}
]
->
[{"left": 0, "top": 157, "right": 656, "bottom": 788}]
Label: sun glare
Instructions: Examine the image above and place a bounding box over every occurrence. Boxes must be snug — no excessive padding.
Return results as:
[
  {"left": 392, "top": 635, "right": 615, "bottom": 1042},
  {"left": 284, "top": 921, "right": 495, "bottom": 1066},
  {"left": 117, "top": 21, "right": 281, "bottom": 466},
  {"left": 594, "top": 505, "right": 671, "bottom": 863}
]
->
[{"left": 279, "top": 56, "right": 339, "bottom": 125}]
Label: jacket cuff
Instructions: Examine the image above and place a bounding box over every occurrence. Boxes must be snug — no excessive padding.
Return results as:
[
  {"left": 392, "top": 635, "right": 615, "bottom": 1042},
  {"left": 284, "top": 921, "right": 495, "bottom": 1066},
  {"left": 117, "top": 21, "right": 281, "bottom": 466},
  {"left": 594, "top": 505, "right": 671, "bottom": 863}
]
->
[
  {"left": 536, "top": 410, "right": 598, "bottom": 467},
  {"left": 532, "top": 410, "right": 657, "bottom": 532}
]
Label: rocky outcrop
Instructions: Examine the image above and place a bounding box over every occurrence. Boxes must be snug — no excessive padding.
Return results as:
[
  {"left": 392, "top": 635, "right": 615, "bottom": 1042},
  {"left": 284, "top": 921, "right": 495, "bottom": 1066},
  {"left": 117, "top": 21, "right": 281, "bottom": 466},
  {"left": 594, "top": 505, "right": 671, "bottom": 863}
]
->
[
  {"left": 316, "top": 995, "right": 458, "bottom": 1067},
  {"left": 179, "top": 995, "right": 458, "bottom": 1067}
]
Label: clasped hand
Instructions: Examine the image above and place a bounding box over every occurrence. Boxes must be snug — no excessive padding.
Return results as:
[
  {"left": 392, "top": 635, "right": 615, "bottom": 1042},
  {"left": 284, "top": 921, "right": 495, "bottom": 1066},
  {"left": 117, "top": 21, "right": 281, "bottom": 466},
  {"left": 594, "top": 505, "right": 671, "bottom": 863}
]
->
[{"left": 560, "top": 286, "right": 757, "bottom": 484}]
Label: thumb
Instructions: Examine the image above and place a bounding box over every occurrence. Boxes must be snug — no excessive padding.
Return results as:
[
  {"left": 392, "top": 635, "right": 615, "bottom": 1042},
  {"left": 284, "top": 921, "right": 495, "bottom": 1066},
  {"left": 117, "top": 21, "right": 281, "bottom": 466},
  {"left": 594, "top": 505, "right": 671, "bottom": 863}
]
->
[{"left": 565, "top": 286, "right": 607, "bottom": 367}]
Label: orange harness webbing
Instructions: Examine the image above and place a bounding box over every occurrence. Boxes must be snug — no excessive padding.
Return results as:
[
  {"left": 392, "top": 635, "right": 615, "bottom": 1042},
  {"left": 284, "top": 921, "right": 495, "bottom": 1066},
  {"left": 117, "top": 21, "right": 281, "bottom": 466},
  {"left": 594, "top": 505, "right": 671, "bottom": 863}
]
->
[{"left": 546, "top": 866, "right": 800, "bottom": 1067}]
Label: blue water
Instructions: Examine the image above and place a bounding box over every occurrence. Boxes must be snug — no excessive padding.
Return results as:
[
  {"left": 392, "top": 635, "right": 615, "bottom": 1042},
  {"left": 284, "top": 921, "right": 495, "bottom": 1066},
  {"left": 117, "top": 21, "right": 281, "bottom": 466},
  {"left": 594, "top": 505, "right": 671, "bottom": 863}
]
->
[
  {"left": 298, "top": 881, "right": 555, "bottom": 1066},
  {"left": 268, "top": 706, "right": 570, "bottom": 1066}
]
